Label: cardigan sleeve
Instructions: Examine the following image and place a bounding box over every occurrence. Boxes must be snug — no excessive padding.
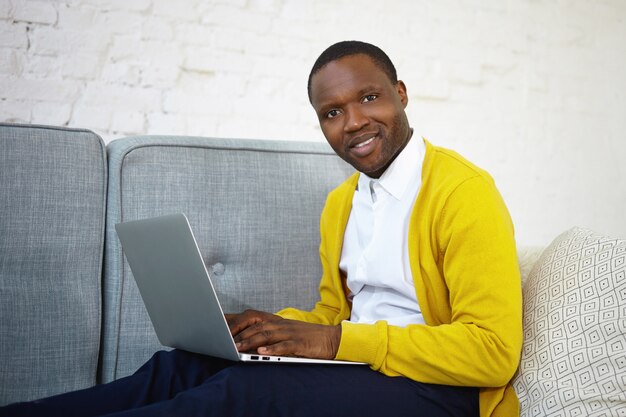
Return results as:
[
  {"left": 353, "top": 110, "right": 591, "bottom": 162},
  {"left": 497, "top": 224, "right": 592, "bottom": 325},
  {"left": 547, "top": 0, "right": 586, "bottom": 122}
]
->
[{"left": 335, "top": 176, "right": 523, "bottom": 388}]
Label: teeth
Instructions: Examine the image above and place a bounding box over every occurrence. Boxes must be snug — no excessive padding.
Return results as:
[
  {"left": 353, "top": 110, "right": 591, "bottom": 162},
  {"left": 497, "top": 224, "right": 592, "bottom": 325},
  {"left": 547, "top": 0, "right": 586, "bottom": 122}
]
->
[{"left": 354, "top": 136, "right": 375, "bottom": 148}]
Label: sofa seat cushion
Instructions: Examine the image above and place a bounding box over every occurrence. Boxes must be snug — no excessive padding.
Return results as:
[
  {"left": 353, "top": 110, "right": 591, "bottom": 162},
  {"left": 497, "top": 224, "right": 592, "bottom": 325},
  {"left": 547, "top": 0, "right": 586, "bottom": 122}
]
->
[{"left": 513, "top": 227, "right": 626, "bottom": 415}]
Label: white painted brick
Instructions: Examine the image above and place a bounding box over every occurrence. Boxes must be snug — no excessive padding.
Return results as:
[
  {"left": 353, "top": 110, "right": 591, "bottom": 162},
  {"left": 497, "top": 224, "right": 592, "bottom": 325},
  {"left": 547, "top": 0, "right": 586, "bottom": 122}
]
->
[
  {"left": 200, "top": 4, "right": 272, "bottom": 33},
  {"left": 174, "top": 22, "right": 215, "bottom": 45},
  {"left": 31, "top": 101, "right": 72, "bottom": 125},
  {"left": 482, "top": 45, "right": 521, "bottom": 72},
  {"left": 23, "top": 54, "right": 62, "bottom": 78},
  {"left": 267, "top": 17, "right": 319, "bottom": 42},
  {"left": 243, "top": 76, "right": 290, "bottom": 103},
  {"left": 152, "top": 0, "right": 199, "bottom": 21},
  {"left": 78, "top": 83, "right": 162, "bottom": 113},
  {"left": 107, "top": 35, "right": 145, "bottom": 64},
  {"left": 0, "top": 0, "right": 624, "bottom": 241},
  {"left": 246, "top": 53, "right": 301, "bottom": 79},
  {"left": 279, "top": 1, "right": 316, "bottom": 21},
  {"left": 146, "top": 112, "right": 186, "bottom": 135},
  {"left": 59, "top": 0, "right": 84, "bottom": 6},
  {"left": 100, "top": 62, "right": 142, "bottom": 86},
  {"left": 61, "top": 54, "right": 101, "bottom": 79},
  {"left": 111, "top": 110, "right": 145, "bottom": 134},
  {"left": 120, "top": 87, "right": 163, "bottom": 114},
  {"left": 0, "top": 99, "right": 32, "bottom": 123},
  {"left": 141, "top": 40, "right": 184, "bottom": 65},
  {"left": 177, "top": 70, "right": 247, "bottom": 99},
  {"left": 70, "top": 104, "right": 112, "bottom": 131},
  {"left": 447, "top": 84, "right": 487, "bottom": 107},
  {"left": 450, "top": 62, "right": 483, "bottom": 85},
  {"left": 527, "top": 71, "right": 549, "bottom": 93},
  {"left": 57, "top": 4, "right": 98, "bottom": 30},
  {"left": 216, "top": 116, "right": 289, "bottom": 141},
  {"left": 12, "top": 0, "right": 57, "bottom": 25},
  {"left": 87, "top": 0, "right": 150, "bottom": 12},
  {"left": 183, "top": 47, "right": 248, "bottom": 73},
  {"left": 140, "top": 63, "right": 180, "bottom": 88},
  {"left": 0, "top": 77, "right": 80, "bottom": 101},
  {"left": 175, "top": 23, "right": 214, "bottom": 45},
  {"left": 141, "top": 16, "right": 174, "bottom": 41},
  {"left": 197, "top": 0, "right": 246, "bottom": 11},
  {"left": 227, "top": 97, "right": 273, "bottom": 123},
  {"left": 247, "top": 0, "right": 283, "bottom": 14},
  {"left": 105, "top": 39, "right": 183, "bottom": 86},
  {"left": 250, "top": 35, "right": 313, "bottom": 61},
  {"left": 0, "top": 48, "right": 23, "bottom": 74},
  {"left": 185, "top": 114, "right": 222, "bottom": 137},
  {"left": 210, "top": 28, "right": 254, "bottom": 53},
  {"left": 412, "top": 77, "right": 451, "bottom": 101},
  {"left": 474, "top": 11, "right": 525, "bottom": 49},
  {"left": 163, "top": 89, "right": 233, "bottom": 116},
  {"left": 30, "top": 26, "right": 110, "bottom": 55},
  {"left": 0, "top": 21, "right": 28, "bottom": 48},
  {"left": 0, "top": 0, "right": 12, "bottom": 19},
  {"left": 94, "top": 10, "right": 143, "bottom": 35},
  {"left": 183, "top": 46, "right": 214, "bottom": 72}
]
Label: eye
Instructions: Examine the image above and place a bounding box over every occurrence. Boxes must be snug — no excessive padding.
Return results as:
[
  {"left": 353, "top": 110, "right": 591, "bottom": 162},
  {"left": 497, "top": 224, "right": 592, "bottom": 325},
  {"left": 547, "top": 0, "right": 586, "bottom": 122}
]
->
[
  {"left": 326, "top": 109, "right": 341, "bottom": 119},
  {"left": 362, "top": 94, "right": 378, "bottom": 103}
]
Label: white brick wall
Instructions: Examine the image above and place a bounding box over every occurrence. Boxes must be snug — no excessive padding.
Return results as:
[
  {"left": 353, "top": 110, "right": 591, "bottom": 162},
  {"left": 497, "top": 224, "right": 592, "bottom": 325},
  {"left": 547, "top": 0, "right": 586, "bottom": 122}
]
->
[{"left": 1, "top": 0, "right": 625, "bottom": 246}]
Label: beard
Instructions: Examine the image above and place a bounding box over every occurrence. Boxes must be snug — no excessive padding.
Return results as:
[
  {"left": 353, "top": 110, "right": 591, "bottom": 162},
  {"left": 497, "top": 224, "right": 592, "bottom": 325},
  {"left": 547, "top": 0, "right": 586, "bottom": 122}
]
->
[{"left": 349, "top": 113, "right": 411, "bottom": 178}]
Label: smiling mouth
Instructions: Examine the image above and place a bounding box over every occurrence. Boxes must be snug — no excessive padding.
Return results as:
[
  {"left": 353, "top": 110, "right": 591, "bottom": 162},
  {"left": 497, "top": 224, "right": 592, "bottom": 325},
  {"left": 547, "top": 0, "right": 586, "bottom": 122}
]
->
[
  {"left": 353, "top": 136, "right": 375, "bottom": 148},
  {"left": 348, "top": 133, "right": 379, "bottom": 157},
  {"left": 350, "top": 131, "right": 379, "bottom": 149}
]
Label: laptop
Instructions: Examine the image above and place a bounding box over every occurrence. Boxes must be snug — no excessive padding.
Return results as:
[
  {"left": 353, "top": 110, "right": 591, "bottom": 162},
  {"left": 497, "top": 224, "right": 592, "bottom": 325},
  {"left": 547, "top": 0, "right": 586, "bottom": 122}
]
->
[{"left": 115, "top": 213, "right": 364, "bottom": 365}]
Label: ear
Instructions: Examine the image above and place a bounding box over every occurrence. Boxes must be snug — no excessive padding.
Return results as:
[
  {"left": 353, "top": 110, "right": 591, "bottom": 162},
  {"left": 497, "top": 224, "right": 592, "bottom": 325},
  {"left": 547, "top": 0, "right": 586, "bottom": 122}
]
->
[{"left": 396, "top": 80, "right": 408, "bottom": 108}]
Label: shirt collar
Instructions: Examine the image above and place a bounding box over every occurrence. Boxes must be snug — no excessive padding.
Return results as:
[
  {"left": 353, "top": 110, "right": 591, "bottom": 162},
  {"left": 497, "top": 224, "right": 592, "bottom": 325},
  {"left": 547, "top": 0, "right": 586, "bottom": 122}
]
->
[{"left": 358, "top": 130, "right": 425, "bottom": 201}]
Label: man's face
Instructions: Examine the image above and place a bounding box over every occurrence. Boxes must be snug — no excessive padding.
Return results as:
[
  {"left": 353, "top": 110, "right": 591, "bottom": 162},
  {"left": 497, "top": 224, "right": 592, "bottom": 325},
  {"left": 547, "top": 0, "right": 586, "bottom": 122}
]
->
[{"left": 310, "top": 54, "right": 411, "bottom": 178}]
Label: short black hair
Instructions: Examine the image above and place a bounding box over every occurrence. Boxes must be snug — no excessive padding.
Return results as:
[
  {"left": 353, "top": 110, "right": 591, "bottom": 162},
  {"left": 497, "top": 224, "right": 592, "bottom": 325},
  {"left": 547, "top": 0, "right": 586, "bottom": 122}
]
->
[{"left": 307, "top": 40, "right": 398, "bottom": 103}]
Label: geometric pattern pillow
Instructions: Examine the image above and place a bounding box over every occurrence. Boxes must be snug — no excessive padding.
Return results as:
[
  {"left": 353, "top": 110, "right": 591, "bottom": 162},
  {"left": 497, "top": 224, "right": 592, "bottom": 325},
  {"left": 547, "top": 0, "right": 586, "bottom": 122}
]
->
[{"left": 513, "top": 227, "right": 626, "bottom": 417}]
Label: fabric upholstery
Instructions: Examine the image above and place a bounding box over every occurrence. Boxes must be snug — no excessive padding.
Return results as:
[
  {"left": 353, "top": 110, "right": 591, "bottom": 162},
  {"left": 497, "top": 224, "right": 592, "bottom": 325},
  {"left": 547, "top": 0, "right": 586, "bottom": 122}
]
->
[
  {"left": 513, "top": 227, "right": 626, "bottom": 416},
  {"left": 517, "top": 246, "right": 544, "bottom": 287},
  {"left": 101, "top": 136, "right": 353, "bottom": 382},
  {"left": 0, "top": 123, "right": 107, "bottom": 405}
]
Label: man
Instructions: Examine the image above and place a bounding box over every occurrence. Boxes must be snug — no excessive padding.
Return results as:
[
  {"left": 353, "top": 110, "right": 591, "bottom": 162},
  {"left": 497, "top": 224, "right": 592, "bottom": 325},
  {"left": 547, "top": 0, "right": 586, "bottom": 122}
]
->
[{"left": 1, "top": 41, "right": 522, "bottom": 417}]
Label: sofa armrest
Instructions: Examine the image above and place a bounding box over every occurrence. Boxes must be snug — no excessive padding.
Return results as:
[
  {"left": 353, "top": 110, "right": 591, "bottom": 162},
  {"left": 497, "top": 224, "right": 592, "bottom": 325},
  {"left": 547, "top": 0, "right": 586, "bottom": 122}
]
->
[{"left": 0, "top": 123, "right": 107, "bottom": 405}]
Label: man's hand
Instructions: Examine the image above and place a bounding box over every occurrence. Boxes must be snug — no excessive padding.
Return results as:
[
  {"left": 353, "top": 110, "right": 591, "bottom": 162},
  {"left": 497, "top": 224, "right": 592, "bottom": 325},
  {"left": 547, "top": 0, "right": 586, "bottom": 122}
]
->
[{"left": 225, "top": 310, "right": 341, "bottom": 360}]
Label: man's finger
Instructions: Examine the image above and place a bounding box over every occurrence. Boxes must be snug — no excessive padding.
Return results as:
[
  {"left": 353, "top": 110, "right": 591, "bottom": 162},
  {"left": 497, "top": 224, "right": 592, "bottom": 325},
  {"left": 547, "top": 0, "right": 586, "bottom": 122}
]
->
[
  {"left": 225, "top": 313, "right": 250, "bottom": 336},
  {"left": 226, "top": 310, "right": 273, "bottom": 337},
  {"left": 234, "top": 322, "right": 288, "bottom": 352},
  {"left": 257, "top": 340, "right": 297, "bottom": 357}
]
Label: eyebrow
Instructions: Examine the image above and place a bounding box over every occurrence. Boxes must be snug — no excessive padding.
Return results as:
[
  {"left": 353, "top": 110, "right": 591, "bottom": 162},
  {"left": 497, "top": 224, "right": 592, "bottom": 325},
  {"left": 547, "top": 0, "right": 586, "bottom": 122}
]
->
[
  {"left": 315, "top": 83, "right": 383, "bottom": 114},
  {"left": 355, "top": 84, "right": 382, "bottom": 97}
]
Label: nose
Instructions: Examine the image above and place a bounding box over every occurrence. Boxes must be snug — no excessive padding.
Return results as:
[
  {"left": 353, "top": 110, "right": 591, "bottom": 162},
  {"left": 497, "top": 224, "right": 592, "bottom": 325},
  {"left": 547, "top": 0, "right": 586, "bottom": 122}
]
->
[{"left": 343, "top": 104, "right": 369, "bottom": 133}]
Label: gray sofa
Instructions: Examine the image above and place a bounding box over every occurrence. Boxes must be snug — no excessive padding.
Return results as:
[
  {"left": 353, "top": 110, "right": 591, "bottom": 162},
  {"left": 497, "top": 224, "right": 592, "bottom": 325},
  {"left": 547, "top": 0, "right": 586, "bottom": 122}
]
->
[
  {"left": 0, "top": 123, "right": 352, "bottom": 404},
  {"left": 2, "top": 123, "right": 625, "bottom": 415}
]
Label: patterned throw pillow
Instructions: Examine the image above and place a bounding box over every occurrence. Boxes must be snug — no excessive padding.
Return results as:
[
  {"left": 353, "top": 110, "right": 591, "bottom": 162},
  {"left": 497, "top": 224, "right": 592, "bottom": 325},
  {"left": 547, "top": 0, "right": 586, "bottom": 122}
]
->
[{"left": 513, "top": 227, "right": 626, "bottom": 417}]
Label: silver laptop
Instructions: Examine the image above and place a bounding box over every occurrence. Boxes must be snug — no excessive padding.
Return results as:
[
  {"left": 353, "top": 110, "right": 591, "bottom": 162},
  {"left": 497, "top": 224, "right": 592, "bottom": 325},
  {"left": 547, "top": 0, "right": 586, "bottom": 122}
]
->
[{"left": 115, "top": 213, "right": 364, "bottom": 365}]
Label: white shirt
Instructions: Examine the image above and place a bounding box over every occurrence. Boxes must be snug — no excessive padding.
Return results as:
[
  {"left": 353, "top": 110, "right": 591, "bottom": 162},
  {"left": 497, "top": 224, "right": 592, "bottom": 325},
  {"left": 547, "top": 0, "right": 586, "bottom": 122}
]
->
[{"left": 339, "top": 135, "right": 426, "bottom": 327}]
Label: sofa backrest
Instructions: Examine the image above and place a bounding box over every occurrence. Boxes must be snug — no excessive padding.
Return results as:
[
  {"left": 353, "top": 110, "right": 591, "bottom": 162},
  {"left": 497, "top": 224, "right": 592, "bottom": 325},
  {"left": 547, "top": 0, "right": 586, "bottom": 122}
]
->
[
  {"left": 0, "top": 123, "right": 107, "bottom": 405},
  {"left": 100, "top": 136, "right": 354, "bottom": 382}
]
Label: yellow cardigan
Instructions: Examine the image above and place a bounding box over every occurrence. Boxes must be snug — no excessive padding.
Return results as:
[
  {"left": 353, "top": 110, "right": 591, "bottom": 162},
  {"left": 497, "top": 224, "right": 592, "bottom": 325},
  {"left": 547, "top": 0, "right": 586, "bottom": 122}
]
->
[{"left": 278, "top": 140, "right": 522, "bottom": 417}]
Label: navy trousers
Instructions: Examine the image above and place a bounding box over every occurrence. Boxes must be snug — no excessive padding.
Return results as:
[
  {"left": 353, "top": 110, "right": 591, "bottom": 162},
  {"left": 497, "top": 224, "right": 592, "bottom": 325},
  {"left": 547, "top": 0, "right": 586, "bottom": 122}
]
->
[{"left": 1, "top": 349, "right": 479, "bottom": 417}]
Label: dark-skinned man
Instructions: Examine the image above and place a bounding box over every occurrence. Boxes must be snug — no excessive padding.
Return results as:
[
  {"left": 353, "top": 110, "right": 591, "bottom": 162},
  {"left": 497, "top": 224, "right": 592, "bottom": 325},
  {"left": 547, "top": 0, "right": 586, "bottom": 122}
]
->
[{"left": 1, "top": 40, "right": 522, "bottom": 417}]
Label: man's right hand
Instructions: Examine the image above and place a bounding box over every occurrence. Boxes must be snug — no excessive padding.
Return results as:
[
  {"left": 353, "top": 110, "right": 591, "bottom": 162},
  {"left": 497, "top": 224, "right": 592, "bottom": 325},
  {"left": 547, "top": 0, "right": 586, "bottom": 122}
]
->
[
  {"left": 224, "top": 309, "right": 342, "bottom": 360},
  {"left": 225, "top": 310, "right": 283, "bottom": 341}
]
